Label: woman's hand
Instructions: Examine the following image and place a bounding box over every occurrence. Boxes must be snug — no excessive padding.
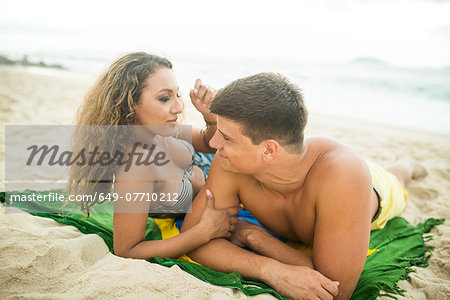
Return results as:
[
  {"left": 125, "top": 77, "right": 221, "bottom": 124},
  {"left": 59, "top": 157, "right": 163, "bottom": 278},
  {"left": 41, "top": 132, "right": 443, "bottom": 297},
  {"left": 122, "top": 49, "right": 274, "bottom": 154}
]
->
[
  {"left": 190, "top": 79, "right": 217, "bottom": 121},
  {"left": 198, "top": 189, "right": 241, "bottom": 240}
]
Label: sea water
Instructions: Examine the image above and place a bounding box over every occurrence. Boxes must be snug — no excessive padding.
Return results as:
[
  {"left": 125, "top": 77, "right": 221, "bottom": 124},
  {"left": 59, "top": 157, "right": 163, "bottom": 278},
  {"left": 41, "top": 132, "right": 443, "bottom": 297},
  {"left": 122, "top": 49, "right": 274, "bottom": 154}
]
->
[
  {"left": 162, "top": 56, "right": 450, "bottom": 136},
  {"left": 3, "top": 52, "right": 450, "bottom": 136}
]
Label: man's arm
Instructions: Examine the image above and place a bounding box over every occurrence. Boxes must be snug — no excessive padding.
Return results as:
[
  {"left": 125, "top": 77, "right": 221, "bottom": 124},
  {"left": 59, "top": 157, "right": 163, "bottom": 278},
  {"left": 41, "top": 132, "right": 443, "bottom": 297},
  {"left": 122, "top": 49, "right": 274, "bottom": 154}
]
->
[
  {"left": 225, "top": 152, "right": 373, "bottom": 299},
  {"left": 228, "top": 219, "right": 315, "bottom": 268},
  {"left": 312, "top": 154, "right": 373, "bottom": 299},
  {"left": 181, "top": 155, "right": 339, "bottom": 300},
  {"left": 181, "top": 156, "right": 272, "bottom": 276}
]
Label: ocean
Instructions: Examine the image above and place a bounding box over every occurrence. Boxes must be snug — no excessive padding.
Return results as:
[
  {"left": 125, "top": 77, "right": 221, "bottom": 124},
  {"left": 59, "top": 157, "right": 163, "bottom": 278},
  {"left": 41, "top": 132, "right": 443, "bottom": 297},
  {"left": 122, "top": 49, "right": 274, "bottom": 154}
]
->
[{"left": 3, "top": 51, "right": 448, "bottom": 136}]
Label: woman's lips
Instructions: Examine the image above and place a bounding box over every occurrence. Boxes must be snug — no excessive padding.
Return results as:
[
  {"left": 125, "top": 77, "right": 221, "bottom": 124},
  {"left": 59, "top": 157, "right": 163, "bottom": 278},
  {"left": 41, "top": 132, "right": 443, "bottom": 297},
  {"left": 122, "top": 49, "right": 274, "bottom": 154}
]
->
[{"left": 166, "top": 118, "right": 178, "bottom": 125}]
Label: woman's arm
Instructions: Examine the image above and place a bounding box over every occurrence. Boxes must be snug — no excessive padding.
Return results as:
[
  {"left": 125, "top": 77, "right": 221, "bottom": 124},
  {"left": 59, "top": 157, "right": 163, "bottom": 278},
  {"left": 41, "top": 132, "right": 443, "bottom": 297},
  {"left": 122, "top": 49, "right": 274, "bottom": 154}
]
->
[
  {"left": 113, "top": 211, "right": 210, "bottom": 259},
  {"left": 114, "top": 161, "right": 239, "bottom": 260},
  {"left": 192, "top": 125, "right": 216, "bottom": 153},
  {"left": 189, "top": 79, "right": 217, "bottom": 153}
]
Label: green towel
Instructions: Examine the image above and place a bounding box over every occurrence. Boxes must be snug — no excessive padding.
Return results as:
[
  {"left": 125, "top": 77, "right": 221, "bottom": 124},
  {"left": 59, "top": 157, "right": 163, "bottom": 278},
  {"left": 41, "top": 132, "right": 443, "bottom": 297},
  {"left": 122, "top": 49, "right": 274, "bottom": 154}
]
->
[{"left": 1, "top": 190, "right": 444, "bottom": 300}]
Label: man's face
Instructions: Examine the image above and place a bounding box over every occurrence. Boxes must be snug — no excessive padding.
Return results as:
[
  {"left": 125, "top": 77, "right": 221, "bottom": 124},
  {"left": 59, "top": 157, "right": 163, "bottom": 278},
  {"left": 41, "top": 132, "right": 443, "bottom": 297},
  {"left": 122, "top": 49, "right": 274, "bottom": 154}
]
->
[{"left": 209, "top": 116, "right": 261, "bottom": 174}]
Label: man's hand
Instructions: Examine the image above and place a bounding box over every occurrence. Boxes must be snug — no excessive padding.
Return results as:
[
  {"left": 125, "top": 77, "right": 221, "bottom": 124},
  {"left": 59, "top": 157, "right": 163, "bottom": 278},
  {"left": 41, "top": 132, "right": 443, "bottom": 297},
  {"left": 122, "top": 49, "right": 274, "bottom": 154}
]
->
[
  {"left": 263, "top": 261, "right": 340, "bottom": 300},
  {"left": 229, "top": 220, "right": 339, "bottom": 299},
  {"left": 190, "top": 78, "right": 216, "bottom": 121},
  {"left": 227, "top": 218, "right": 265, "bottom": 248}
]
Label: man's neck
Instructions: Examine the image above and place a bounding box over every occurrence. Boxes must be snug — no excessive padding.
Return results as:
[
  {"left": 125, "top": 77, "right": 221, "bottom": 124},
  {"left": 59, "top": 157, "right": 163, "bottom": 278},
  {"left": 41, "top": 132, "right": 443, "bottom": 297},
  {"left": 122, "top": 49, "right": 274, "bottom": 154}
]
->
[{"left": 253, "top": 143, "right": 314, "bottom": 197}]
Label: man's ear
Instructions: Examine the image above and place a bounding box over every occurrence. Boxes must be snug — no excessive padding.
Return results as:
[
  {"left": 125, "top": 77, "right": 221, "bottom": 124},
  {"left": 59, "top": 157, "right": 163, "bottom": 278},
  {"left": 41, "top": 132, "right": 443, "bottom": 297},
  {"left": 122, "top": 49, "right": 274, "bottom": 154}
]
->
[{"left": 262, "top": 139, "right": 280, "bottom": 161}]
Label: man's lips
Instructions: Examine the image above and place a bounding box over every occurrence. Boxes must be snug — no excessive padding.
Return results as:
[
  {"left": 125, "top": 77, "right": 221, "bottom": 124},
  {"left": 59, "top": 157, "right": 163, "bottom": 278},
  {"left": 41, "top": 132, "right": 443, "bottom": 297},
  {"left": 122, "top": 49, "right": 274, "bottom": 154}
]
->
[{"left": 219, "top": 152, "right": 228, "bottom": 159}]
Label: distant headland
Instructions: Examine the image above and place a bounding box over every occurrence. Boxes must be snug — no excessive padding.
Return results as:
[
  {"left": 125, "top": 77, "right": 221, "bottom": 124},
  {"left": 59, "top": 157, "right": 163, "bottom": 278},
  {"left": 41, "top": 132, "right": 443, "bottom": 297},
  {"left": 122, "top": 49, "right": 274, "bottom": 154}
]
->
[{"left": 0, "top": 54, "right": 64, "bottom": 69}]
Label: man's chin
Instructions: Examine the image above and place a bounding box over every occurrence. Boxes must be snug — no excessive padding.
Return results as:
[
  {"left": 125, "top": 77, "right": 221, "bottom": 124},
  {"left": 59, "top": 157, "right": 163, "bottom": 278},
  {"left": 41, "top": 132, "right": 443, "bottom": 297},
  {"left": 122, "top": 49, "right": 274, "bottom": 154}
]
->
[
  {"left": 219, "top": 159, "right": 233, "bottom": 172},
  {"left": 220, "top": 162, "right": 243, "bottom": 175}
]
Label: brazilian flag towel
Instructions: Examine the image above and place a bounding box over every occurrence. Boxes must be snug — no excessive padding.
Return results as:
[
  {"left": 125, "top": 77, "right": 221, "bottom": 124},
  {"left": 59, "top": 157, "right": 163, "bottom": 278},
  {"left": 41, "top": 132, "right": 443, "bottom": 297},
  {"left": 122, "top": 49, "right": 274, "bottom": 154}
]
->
[{"left": 1, "top": 189, "right": 444, "bottom": 300}]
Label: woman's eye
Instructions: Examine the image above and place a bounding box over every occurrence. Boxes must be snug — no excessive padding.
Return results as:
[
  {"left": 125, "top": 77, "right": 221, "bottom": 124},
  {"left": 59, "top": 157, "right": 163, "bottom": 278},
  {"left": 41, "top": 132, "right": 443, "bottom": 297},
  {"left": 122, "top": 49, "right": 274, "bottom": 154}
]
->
[{"left": 159, "top": 96, "right": 170, "bottom": 102}]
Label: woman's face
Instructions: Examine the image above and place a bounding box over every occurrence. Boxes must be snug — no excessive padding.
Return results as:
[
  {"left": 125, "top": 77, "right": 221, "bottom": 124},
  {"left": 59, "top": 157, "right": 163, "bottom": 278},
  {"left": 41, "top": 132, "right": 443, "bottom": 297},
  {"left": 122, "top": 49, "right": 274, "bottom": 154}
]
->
[{"left": 135, "top": 67, "right": 183, "bottom": 126}]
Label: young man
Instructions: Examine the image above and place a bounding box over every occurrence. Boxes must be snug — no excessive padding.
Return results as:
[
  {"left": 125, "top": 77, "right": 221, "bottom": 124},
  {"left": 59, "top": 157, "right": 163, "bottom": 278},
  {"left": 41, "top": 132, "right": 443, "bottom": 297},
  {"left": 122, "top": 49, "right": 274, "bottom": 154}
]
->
[{"left": 181, "top": 73, "right": 427, "bottom": 300}]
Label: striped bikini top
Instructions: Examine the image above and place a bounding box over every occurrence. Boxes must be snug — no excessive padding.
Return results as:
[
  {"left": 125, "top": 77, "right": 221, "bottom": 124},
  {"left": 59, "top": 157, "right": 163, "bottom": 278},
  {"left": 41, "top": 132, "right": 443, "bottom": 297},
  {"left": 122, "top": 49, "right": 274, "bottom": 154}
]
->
[{"left": 148, "top": 138, "right": 195, "bottom": 215}]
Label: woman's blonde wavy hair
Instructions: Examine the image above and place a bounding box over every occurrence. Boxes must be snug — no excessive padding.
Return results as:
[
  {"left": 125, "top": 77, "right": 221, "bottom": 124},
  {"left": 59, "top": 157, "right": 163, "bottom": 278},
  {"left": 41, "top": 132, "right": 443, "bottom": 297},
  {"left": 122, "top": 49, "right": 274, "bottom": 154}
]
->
[{"left": 68, "top": 52, "right": 174, "bottom": 215}]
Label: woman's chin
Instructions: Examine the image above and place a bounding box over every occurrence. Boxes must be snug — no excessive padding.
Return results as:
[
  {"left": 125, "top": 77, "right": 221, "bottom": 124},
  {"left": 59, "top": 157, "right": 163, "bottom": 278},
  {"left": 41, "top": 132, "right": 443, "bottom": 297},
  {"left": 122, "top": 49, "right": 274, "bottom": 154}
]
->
[{"left": 151, "top": 125, "right": 178, "bottom": 137}]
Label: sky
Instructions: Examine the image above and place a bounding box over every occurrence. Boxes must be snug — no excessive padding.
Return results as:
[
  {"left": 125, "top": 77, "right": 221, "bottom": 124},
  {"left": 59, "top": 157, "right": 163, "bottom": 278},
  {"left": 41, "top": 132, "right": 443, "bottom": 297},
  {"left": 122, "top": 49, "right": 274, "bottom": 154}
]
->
[{"left": 1, "top": 0, "right": 450, "bottom": 68}]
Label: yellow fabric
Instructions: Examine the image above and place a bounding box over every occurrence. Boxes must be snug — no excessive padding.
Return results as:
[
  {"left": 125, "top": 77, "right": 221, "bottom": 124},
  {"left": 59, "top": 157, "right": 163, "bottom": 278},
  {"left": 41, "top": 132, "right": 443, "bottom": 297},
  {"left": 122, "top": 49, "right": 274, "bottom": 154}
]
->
[
  {"left": 367, "top": 161, "right": 408, "bottom": 231},
  {"left": 367, "top": 248, "right": 379, "bottom": 256},
  {"left": 154, "top": 218, "right": 200, "bottom": 264},
  {"left": 287, "top": 241, "right": 378, "bottom": 257},
  {"left": 286, "top": 241, "right": 313, "bottom": 255}
]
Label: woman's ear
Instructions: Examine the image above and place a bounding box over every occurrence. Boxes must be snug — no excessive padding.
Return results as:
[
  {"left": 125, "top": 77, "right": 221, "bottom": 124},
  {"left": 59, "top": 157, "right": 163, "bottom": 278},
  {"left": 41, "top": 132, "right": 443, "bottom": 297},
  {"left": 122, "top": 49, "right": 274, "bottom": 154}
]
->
[{"left": 262, "top": 139, "right": 280, "bottom": 161}]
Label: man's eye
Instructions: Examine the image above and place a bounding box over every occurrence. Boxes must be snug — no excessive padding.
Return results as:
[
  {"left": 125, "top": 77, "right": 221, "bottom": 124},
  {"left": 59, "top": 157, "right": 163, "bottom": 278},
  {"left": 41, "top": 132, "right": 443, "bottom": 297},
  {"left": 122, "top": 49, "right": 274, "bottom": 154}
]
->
[{"left": 159, "top": 96, "right": 170, "bottom": 102}]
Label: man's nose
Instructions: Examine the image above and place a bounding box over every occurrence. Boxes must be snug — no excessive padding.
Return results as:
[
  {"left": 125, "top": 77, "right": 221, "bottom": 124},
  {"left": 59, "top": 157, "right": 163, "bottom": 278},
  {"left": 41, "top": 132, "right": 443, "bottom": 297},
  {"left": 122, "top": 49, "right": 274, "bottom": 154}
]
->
[{"left": 209, "top": 130, "right": 221, "bottom": 150}]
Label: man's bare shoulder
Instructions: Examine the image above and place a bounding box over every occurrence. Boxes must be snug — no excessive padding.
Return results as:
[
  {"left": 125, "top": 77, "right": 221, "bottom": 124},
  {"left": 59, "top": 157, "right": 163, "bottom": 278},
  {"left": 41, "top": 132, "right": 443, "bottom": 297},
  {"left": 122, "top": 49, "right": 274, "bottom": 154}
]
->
[
  {"left": 305, "top": 136, "right": 352, "bottom": 154},
  {"left": 208, "top": 154, "right": 253, "bottom": 181},
  {"left": 206, "top": 155, "right": 255, "bottom": 206},
  {"left": 306, "top": 136, "right": 365, "bottom": 167},
  {"left": 305, "top": 136, "right": 371, "bottom": 192}
]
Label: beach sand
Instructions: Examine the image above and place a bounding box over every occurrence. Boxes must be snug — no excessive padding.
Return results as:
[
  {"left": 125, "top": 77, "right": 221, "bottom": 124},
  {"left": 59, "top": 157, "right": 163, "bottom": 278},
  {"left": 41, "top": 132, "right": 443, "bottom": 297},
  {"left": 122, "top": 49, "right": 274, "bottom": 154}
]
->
[{"left": 0, "top": 65, "right": 448, "bottom": 299}]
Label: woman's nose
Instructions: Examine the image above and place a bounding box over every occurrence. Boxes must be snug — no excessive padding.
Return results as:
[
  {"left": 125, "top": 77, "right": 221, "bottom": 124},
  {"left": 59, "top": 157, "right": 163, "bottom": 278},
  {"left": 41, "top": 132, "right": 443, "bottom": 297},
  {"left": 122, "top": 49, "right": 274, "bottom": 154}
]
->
[{"left": 170, "top": 99, "right": 183, "bottom": 114}]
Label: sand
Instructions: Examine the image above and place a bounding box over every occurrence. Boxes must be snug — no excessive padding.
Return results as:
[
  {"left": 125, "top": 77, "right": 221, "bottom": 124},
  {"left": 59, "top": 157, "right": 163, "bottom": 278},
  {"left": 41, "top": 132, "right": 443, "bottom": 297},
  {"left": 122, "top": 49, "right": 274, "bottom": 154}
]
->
[{"left": 0, "top": 65, "right": 448, "bottom": 299}]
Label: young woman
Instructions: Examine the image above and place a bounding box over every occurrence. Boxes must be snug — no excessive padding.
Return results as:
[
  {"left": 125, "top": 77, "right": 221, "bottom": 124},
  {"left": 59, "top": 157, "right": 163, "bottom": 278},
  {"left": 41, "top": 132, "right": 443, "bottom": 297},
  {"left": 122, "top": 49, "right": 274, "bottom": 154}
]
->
[{"left": 69, "top": 52, "right": 240, "bottom": 259}]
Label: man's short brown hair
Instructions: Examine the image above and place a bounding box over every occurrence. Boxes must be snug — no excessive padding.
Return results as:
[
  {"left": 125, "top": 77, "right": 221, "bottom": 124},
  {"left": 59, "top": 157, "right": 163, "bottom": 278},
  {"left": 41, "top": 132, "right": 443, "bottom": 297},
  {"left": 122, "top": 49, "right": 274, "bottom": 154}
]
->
[{"left": 210, "top": 72, "right": 308, "bottom": 153}]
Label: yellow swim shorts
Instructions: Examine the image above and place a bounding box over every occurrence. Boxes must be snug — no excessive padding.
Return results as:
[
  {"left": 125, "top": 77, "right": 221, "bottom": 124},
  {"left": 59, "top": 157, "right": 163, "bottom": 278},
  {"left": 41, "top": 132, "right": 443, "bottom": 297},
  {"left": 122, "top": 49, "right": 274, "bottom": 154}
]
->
[{"left": 367, "top": 160, "right": 408, "bottom": 231}]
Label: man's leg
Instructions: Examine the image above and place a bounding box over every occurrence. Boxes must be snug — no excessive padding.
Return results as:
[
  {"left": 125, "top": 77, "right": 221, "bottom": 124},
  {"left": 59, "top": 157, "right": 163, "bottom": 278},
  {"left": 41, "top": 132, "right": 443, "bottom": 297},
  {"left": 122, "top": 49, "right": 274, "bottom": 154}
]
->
[
  {"left": 368, "top": 158, "right": 427, "bottom": 231},
  {"left": 386, "top": 157, "right": 428, "bottom": 188}
]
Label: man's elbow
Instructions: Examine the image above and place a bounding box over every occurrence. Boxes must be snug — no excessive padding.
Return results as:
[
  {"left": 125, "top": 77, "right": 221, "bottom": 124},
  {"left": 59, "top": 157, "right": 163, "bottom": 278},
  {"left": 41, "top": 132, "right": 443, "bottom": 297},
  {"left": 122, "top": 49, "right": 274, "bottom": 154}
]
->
[
  {"left": 334, "top": 275, "right": 360, "bottom": 300},
  {"left": 315, "top": 265, "right": 361, "bottom": 300},
  {"left": 336, "top": 289, "right": 356, "bottom": 300}
]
